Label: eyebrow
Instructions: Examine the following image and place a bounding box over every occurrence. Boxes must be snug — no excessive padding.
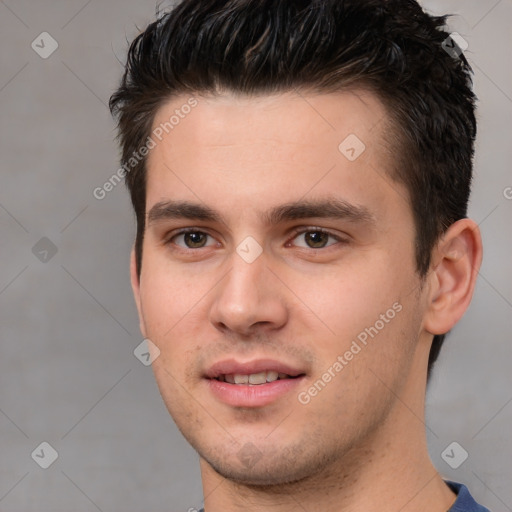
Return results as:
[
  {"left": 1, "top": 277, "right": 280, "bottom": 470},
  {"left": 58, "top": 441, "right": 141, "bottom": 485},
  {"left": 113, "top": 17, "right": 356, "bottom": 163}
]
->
[
  {"left": 147, "top": 198, "right": 375, "bottom": 227},
  {"left": 263, "top": 198, "right": 375, "bottom": 226}
]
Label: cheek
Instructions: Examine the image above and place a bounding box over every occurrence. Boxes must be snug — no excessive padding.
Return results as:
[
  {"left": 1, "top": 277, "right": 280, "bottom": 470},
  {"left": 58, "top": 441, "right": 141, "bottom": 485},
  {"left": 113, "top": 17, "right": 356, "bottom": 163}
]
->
[
  {"left": 138, "top": 254, "right": 220, "bottom": 396},
  {"left": 297, "top": 290, "right": 420, "bottom": 430},
  {"left": 294, "top": 253, "right": 420, "bottom": 389},
  {"left": 294, "top": 256, "right": 407, "bottom": 337},
  {"left": 139, "top": 255, "right": 209, "bottom": 337},
  {"left": 140, "top": 264, "right": 207, "bottom": 410}
]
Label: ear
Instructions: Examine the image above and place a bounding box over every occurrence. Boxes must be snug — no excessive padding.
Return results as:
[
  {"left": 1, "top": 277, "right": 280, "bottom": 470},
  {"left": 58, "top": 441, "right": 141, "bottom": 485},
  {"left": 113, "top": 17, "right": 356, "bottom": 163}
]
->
[
  {"left": 130, "top": 247, "right": 147, "bottom": 338},
  {"left": 423, "top": 218, "right": 483, "bottom": 335}
]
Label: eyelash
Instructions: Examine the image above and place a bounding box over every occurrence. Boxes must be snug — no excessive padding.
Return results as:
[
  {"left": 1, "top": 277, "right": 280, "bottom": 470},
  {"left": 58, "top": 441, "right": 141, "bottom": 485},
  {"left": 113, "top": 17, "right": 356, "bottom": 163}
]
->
[{"left": 165, "top": 227, "right": 348, "bottom": 252}]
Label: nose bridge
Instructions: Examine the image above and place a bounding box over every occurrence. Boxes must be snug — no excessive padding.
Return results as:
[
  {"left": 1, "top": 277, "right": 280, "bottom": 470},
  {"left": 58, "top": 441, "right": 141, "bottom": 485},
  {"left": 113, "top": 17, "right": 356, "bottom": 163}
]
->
[
  {"left": 224, "top": 254, "right": 265, "bottom": 305},
  {"left": 221, "top": 249, "right": 268, "bottom": 313},
  {"left": 210, "top": 246, "right": 287, "bottom": 334}
]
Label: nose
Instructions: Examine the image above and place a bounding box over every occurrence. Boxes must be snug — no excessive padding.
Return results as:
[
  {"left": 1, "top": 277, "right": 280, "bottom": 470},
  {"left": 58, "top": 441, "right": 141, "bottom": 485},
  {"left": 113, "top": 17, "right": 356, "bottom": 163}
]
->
[{"left": 209, "top": 248, "right": 288, "bottom": 337}]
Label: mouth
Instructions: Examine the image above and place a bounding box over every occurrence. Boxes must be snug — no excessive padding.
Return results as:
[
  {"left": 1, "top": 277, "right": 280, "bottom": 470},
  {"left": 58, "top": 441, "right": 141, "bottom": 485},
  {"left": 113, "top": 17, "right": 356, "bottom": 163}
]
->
[
  {"left": 204, "top": 359, "right": 307, "bottom": 407},
  {"left": 214, "top": 370, "right": 302, "bottom": 385},
  {"left": 205, "top": 358, "right": 305, "bottom": 382}
]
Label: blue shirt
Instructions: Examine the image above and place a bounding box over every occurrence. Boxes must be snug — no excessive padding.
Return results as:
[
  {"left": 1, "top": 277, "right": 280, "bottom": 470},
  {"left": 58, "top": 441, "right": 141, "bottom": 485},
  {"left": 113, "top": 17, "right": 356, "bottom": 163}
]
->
[
  {"left": 196, "top": 480, "right": 491, "bottom": 511},
  {"left": 446, "top": 481, "right": 491, "bottom": 511}
]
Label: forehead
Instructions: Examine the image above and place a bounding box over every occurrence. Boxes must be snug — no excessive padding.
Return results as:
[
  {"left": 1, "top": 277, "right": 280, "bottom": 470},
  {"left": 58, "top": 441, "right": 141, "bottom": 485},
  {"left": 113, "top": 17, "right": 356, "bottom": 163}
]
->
[
  {"left": 145, "top": 89, "right": 407, "bottom": 225},
  {"left": 151, "top": 88, "right": 389, "bottom": 154}
]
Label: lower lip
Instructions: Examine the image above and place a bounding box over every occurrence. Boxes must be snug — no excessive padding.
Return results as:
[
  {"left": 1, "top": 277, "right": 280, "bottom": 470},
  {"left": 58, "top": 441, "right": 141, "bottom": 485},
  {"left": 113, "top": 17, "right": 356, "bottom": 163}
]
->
[{"left": 207, "top": 377, "right": 305, "bottom": 407}]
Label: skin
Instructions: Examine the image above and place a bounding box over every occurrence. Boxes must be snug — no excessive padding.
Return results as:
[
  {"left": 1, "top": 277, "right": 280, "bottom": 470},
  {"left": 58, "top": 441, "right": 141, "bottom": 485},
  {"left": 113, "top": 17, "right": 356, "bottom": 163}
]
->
[{"left": 131, "top": 89, "right": 483, "bottom": 512}]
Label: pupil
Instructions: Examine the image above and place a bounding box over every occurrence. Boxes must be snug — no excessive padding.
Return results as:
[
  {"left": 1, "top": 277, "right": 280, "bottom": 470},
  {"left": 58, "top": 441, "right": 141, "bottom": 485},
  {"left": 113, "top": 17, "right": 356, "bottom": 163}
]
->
[
  {"left": 185, "top": 232, "right": 206, "bottom": 248},
  {"left": 306, "top": 231, "right": 328, "bottom": 248}
]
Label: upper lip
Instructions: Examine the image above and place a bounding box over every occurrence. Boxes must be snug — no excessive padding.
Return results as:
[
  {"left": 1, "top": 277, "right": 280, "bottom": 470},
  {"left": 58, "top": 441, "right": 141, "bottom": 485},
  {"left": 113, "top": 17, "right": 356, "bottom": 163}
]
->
[{"left": 204, "top": 358, "right": 305, "bottom": 379}]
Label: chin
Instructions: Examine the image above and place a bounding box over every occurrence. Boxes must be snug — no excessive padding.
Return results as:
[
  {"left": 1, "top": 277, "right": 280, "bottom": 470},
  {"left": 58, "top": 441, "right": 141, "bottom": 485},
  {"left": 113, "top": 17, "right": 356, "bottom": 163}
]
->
[
  {"left": 200, "top": 442, "right": 339, "bottom": 488},
  {"left": 208, "top": 459, "right": 309, "bottom": 487}
]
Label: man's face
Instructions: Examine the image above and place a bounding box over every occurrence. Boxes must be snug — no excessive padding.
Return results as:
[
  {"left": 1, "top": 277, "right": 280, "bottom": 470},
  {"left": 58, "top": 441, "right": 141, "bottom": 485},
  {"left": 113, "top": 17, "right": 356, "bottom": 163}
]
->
[{"left": 134, "top": 90, "right": 430, "bottom": 485}]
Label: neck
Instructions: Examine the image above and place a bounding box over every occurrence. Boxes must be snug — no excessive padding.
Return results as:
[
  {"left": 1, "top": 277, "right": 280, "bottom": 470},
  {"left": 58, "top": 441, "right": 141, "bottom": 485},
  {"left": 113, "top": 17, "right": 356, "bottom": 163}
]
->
[{"left": 200, "top": 348, "right": 456, "bottom": 512}]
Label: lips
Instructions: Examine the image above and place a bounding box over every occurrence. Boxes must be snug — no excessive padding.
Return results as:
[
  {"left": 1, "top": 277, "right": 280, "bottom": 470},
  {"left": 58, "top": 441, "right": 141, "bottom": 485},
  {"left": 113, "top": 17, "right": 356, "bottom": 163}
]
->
[
  {"left": 219, "top": 370, "right": 292, "bottom": 385},
  {"left": 204, "top": 358, "right": 305, "bottom": 381},
  {"left": 204, "top": 358, "right": 306, "bottom": 407}
]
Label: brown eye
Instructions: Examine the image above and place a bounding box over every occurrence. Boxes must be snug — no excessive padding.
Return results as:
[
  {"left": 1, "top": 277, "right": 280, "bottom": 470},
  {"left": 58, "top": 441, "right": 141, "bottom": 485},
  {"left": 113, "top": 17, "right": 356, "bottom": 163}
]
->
[
  {"left": 183, "top": 232, "right": 207, "bottom": 248},
  {"left": 171, "top": 231, "right": 215, "bottom": 249},
  {"left": 292, "top": 229, "right": 339, "bottom": 249},
  {"left": 304, "top": 231, "right": 330, "bottom": 248}
]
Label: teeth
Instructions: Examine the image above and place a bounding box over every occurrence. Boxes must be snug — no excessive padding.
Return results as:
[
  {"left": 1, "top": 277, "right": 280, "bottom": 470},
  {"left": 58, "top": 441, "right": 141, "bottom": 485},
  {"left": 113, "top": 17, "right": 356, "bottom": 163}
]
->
[
  {"left": 249, "top": 372, "right": 266, "bottom": 384},
  {"left": 234, "top": 374, "right": 249, "bottom": 384},
  {"left": 266, "top": 370, "right": 279, "bottom": 382},
  {"left": 220, "top": 371, "right": 291, "bottom": 385}
]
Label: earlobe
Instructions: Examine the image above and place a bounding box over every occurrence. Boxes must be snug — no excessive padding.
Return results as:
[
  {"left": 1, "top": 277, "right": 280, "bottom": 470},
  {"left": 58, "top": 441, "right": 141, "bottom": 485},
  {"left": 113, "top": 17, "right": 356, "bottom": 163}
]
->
[
  {"left": 423, "top": 219, "right": 483, "bottom": 335},
  {"left": 130, "top": 248, "right": 147, "bottom": 338}
]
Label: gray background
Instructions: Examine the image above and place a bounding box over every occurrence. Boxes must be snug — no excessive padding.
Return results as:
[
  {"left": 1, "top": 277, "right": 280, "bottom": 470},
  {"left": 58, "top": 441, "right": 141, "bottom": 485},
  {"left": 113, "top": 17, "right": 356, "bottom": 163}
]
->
[{"left": 0, "top": 0, "right": 511, "bottom": 510}]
